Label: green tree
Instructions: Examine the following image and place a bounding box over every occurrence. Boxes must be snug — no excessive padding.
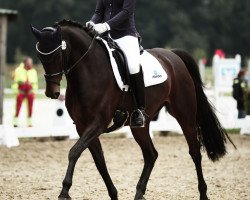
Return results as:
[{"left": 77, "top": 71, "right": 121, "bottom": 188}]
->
[{"left": 1, "top": 0, "right": 250, "bottom": 63}]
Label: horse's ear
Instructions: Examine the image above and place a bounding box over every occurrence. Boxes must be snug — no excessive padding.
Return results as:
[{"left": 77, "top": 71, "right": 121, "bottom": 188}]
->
[{"left": 30, "top": 25, "right": 42, "bottom": 41}]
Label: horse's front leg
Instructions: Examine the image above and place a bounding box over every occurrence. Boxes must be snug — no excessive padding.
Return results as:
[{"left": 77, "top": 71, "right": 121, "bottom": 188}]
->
[
  {"left": 58, "top": 124, "right": 102, "bottom": 200},
  {"left": 88, "top": 137, "right": 118, "bottom": 200}
]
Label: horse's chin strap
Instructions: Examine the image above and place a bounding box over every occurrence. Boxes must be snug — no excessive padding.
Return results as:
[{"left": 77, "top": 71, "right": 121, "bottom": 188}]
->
[{"left": 45, "top": 78, "right": 61, "bottom": 86}]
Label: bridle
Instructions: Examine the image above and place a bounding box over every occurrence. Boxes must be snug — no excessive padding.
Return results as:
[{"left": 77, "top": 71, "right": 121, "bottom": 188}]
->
[{"left": 36, "top": 33, "right": 97, "bottom": 85}]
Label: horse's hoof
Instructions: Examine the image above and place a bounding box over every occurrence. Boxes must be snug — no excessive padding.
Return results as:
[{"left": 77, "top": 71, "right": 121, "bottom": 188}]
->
[
  {"left": 135, "top": 196, "right": 146, "bottom": 200},
  {"left": 58, "top": 198, "right": 71, "bottom": 200},
  {"left": 134, "top": 193, "right": 146, "bottom": 200},
  {"left": 58, "top": 196, "right": 71, "bottom": 200},
  {"left": 200, "top": 196, "right": 209, "bottom": 200}
]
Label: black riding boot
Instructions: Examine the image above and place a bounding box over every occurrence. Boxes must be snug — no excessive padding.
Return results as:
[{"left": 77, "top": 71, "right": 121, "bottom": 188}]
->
[{"left": 129, "top": 68, "right": 146, "bottom": 127}]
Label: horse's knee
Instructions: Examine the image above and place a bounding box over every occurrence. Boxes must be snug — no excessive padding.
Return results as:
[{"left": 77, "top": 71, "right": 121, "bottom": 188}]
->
[
  {"left": 68, "top": 146, "right": 81, "bottom": 161},
  {"left": 68, "top": 148, "right": 76, "bottom": 161}
]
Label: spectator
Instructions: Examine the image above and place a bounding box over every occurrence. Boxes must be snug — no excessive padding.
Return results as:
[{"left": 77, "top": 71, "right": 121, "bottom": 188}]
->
[
  {"left": 232, "top": 69, "right": 247, "bottom": 118},
  {"left": 11, "top": 57, "right": 38, "bottom": 127}
]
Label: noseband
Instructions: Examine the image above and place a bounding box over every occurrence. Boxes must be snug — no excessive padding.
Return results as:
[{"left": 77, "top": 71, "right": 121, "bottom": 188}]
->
[
  {"left": 36, "top": 33, "right": 97, "bottom": 85},
  {"left": 36, "top": 40, "right": 67, "bottom": 56}
]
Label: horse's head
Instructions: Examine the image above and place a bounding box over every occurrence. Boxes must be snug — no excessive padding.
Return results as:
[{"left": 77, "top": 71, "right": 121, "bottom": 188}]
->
[{"left": 31, "top": 25, "right": 65, "bottom": 99}]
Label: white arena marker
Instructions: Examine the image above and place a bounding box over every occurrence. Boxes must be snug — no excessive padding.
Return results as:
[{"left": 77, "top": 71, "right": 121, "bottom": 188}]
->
[
  {"left": 0, "top": 125, "right": 19, "bottom": 148},
  {"left": 240, "top": 116, "right": 250, "bottom": 135}
]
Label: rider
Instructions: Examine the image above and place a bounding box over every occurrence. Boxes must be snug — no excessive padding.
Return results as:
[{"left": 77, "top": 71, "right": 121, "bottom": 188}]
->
[{"left": 86, "top": 0, "right": 146, "bottom": 127}]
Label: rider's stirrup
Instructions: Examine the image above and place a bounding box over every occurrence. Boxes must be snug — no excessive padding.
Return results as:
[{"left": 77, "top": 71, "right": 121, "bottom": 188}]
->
[{"left": 130, "top": 109, "right": 146, "bottom": 128}]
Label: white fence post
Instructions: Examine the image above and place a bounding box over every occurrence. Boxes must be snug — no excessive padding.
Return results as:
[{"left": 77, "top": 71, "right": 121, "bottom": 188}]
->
[{"left": 0, "top": 125, "right": 19, "bottom": 147}]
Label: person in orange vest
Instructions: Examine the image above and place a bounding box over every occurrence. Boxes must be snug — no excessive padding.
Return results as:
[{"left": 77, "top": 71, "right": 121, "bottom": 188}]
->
[{"left": 12, "top": 57, "right": 38, "bottom": 127}]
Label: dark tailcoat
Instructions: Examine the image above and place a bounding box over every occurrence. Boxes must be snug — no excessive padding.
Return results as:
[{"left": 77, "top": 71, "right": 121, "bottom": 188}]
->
[{"left": 91, "top": 0, "right": 139, "bottom": 39}]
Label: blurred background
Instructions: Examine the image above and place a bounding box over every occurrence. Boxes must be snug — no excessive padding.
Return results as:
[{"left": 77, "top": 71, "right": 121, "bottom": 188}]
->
[
  {"left": 0, "top": 0, "right": 250, "bottom": 133},
  {"left": 1, "top": 0, "right": 250, "bottom": 65},
  {"left": 0, "top": 2, "right": 250, "bottom": 199}
]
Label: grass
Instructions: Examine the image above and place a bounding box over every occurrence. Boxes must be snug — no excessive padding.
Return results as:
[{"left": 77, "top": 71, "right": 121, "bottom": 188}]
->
[{"left": 226, "top": 128, "right": 241, "bottom": 134}]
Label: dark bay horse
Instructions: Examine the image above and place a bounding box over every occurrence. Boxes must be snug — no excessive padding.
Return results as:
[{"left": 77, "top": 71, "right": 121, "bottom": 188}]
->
[{"left": 31, "top": 20, "right": 235, "bottom": 200}]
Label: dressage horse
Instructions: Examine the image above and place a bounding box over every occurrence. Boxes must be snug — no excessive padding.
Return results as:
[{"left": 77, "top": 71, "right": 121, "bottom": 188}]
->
[{"left": 31, "top": 20, "right": 235, "bottom": 200}]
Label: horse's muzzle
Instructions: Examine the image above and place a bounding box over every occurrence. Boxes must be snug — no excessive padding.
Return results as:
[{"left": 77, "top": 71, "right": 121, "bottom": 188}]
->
[
  {"left": 45, "top": 90, "right": 60, "bottom": 99},
  {"left": 53, "top": 92, "right": 60, "bottom": 99},
  {"left": 45, "top": 82, "right": 61, "bottom": 99}
]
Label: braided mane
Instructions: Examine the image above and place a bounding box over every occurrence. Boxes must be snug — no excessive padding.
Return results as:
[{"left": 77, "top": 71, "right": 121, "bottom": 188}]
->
[
  {"left": 55, "top": 19, "right": 95, "bottom": 38},
  {"left": 55, "top": 19, "right": 89, "bottom": 32}
]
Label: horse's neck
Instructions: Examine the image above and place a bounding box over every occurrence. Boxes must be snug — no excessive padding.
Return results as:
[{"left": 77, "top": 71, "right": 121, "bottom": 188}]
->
[{"left": 63, "top": 27, "right": 112, "bottom": 93}]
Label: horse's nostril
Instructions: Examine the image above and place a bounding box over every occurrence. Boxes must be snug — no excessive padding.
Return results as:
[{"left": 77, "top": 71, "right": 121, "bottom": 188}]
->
[{"left": 54, "top": 92, "right": 60, "bottom": 99}]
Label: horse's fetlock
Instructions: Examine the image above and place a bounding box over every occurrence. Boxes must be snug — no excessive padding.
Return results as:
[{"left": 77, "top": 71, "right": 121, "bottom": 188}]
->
[
  {"left": 109, "top": 188, "right": 118, "bottom": 200},
  {"left": 62, "top": 179, "right": 72, "bottom": 189},
  {"left": 198, "top": 182, "right": 207, "bottom": 193}
]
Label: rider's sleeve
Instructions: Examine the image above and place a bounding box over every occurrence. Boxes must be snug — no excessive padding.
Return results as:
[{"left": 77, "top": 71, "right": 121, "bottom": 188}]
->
[
  {"left": 106, "top": 0, "right": 135, "bottom": 29},
  {"left": 91, "top": 0, "right": 105, "bottom": 24}
]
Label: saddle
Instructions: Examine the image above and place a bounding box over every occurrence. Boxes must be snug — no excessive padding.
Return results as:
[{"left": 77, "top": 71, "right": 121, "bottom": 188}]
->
[
  {"left": 106, "top": 37, "right": 130, "bottom": 85},
  {"left": 100, "top": 35, "right": 144, "bottom": 86}
]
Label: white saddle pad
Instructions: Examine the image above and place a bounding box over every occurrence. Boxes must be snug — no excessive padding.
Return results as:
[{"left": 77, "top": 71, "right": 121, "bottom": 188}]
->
[{"left": 98, "top": 38, "right": 168, "bottom": 91}]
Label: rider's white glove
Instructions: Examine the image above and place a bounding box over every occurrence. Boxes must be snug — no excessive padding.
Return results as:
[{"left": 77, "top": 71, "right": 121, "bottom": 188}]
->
[
  {"left": 86, "top": 21, "right": 95, "bottom": 31},
  {"left": 93, "top": 23, "right": 110, "bottom": 35}
]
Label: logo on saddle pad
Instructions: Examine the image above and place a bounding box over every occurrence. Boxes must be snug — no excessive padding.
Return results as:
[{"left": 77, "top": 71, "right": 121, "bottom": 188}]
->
[{"left": 152, "top": 70, "right": 162, "bottom": 79}]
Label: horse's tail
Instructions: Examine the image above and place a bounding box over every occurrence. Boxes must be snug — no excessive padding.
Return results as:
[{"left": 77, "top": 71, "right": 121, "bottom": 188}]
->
[{"left": 172, "top": 49, "right": 236, "bottom": 162}]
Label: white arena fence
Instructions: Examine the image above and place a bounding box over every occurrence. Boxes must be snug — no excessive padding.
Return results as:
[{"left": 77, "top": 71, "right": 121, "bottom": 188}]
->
[{"left": 1, "top": 88, "right": 249, "bottom": 147}]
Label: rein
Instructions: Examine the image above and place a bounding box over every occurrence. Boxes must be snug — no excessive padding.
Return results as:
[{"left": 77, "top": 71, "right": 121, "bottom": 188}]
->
[
  {"left": 64, "top": 34, "right": 97, "bottom": 75},
  {"left": 36, "top": 33, "right": 97, "bottom": 82}
]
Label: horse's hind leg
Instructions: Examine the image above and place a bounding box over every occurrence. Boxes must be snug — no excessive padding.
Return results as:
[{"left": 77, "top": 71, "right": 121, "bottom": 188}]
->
[
  {"left": 88, "top": 137, "right": 118, "bottom": 200},
  {"left": 173, "top": 108, "right": 208, "bottom": 200},
  {"left": 183, "top": 126, "right": 208, "bottom": 200},
  {"left": 131, "top": 123, "right": 158, "bottom": 200}
]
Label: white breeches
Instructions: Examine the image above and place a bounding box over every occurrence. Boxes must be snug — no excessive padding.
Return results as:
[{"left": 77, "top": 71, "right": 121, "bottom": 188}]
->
[{"left": 114, "top": 36, "right": 140, "bottom": 74}]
